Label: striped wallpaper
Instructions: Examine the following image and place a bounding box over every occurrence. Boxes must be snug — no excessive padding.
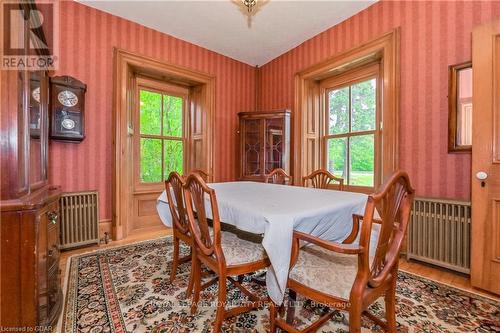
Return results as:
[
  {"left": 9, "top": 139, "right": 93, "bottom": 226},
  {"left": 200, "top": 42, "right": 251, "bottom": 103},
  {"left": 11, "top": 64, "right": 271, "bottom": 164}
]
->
[
  {"left": 50, "top": 1, "right": 256, "bottom": 220},
  {"left": 258, "top": 0, "right": 500, "bottom": 201},
  {"left": 51, "top": 0, "right": 500, "bottom": 221}
]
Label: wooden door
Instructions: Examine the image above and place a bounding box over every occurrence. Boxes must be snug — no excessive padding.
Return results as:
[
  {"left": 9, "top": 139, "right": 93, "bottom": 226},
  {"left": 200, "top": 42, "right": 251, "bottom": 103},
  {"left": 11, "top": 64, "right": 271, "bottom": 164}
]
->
[{"left": 471, "top": 18, "right": 500, "bottom": 295}]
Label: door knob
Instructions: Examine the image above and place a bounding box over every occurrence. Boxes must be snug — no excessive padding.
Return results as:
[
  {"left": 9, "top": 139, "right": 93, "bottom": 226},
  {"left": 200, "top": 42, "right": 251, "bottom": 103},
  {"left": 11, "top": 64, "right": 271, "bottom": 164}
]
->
[
  {"left": 476, "top": 171, "right": 488, "bottom": 187},
  {"left": 476, "top": 171, "right": 488, "bottom": 180}
]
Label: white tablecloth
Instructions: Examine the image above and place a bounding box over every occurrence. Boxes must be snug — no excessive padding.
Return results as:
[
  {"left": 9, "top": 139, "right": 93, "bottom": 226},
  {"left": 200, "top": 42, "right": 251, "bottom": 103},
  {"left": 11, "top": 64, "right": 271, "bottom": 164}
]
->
[{"left": 157, "top": 181, "right": 369, "bottom": 304}]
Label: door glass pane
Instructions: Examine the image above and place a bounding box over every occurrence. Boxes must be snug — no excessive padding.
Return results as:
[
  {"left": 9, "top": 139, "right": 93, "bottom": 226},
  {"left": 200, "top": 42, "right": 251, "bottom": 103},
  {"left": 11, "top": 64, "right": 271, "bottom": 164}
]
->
[
  {"left": 164, "top": 139, "right": 183, "bottom": 178},
  {"left": 327, "top": 137, "right": 347, "bottom": 180},
  {"left": 351, "top": 78, "right": 376, "bottom": 132},
  {"left": 265, "top": 118, "right": 283, "bottom": 173},
  {"left": 244, "top": 119, "right": 261, "bottom": 176},
  {"left": 163, "top": 95, "right": 183, "bottom": 137},
  {"left": 29, "top": 71, "right": 42, "bottom": 185},
  {"left": 328, "top": 87, "right": 349, "bottom": 135},
  {"left": 139, "top": 90, "right": 161, "bottom": 135},
  {"left": 140, "top": 138, "right": 162, "bottom": 182},
  {"left": 349, "top": 134, "right": 374, "bottom": 186}
]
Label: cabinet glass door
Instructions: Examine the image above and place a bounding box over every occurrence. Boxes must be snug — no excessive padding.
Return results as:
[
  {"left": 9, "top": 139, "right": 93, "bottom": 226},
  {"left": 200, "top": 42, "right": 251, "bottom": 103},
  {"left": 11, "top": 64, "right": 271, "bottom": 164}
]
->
[
  {"left": 29, "top": 71, "right": 48, "bottom": 190},
  {"left": 265, "top": 118, "right": 284, "bottom": 174},
  {"left": 243, "top": 119, "right": 262, "bottom": 176}
]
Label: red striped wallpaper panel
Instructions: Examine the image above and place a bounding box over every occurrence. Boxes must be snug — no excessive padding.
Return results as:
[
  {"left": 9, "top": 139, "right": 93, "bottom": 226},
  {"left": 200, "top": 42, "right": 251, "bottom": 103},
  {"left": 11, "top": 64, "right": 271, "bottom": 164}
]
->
[
  {"left": 258, "top": 0, "right": 500, "bottom": 201},
  {"left": 50, "top": 1, "right": 256, "bottom": 220}
]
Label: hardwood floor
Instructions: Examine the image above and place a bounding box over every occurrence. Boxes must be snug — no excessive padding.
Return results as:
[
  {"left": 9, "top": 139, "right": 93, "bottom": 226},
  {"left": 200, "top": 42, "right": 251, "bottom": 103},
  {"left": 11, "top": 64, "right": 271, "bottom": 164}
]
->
[{"left": 59, "top": 227, "right": 499, "bottom": 302}]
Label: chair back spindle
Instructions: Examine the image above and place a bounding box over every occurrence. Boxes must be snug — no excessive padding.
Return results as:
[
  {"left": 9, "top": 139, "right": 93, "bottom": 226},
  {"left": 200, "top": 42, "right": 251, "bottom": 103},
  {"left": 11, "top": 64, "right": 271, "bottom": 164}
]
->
[
  {"left": 165, "top": 172, "right": 189, "bottom": 235},
  {"left": 184, "top": 173, "right": 222, "bottom": 257},
  {"left": 357, "top": 171, "right": 415, "bottom": 288},
  {"left": 302, "top": 169, "right": 344, "bottom": 190},
  {"left": 265, "top": 168, "right": 291, "bottom": 185}
]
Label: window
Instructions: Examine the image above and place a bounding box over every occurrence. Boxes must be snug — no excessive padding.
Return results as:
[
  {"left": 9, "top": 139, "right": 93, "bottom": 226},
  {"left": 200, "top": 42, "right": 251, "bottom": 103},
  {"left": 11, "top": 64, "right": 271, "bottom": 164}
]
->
[
  {"left": 448, "top": 62, "right": 472, "bottom": 152},
  {"left": 138, "top": 88, "right": 184, "bottom": 183},
  {"left": 325, "top": 75, "right": 379, "bottom": 188}
]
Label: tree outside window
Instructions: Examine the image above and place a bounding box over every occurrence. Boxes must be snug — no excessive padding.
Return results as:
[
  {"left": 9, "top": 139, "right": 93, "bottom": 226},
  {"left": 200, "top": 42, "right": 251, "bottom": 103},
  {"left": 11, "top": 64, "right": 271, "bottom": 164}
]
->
[
  {"left": 326, "top": 78, "right": 377, "bottom": 187},
  {"left": 139, "top": 89, "right": 184, "bottom": 183}
]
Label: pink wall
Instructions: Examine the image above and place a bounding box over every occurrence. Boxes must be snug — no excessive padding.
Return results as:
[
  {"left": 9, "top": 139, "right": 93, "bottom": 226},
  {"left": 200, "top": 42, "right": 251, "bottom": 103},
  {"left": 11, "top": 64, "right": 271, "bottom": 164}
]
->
[
  {"left": 50, "top": 1, "right": 256, "bottom": 220},
  {"left": 51, "top": 0, "right": 500, "bottom": 222},
  {"left": 258, "top": 0, "right": 500, "bottom": 201}
]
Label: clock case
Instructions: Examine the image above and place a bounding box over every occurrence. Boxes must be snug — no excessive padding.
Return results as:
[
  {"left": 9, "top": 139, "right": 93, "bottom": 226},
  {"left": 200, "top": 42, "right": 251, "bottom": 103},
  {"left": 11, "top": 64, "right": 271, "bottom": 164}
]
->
[{"left": 49, "top": 75, "right": 86, "bottom": 141}]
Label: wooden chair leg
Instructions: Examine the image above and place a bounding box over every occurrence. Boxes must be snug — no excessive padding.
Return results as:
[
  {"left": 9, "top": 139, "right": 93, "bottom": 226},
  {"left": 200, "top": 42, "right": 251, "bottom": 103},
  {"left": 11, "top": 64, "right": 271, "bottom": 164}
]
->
[
  {"left": 348, "top": 301, "right": 362, "bottom": 333},
  {"left": 286, "top": 289, "right": 296, "bottom": 324},
  {"left": 385, "top": 284, "right": 397, "bottom": 333},
  {"left": 190, "top": 258, "right": 201, "bottom": 315},
  {"left": 269, "top": 301, "right": 277, "bottom": 333},
  {"left": 185, "top": 250, "right": 195, "bottom": 298},
  {"left": 170, "top": 235, "right": 180, "bottom": 283},
  {"left": 213, "top": 274, "right": 227, "bottom": 333}
]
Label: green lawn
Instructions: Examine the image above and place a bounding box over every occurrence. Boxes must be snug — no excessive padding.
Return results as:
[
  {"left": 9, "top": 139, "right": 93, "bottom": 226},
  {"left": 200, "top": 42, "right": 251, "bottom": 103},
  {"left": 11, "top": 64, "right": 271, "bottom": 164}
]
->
[
  {"left": 333, "top": 171, "right": 374, "bottom": 187},
  {"left": 350, "top": 171, "right": 374, "bottom": 187}
]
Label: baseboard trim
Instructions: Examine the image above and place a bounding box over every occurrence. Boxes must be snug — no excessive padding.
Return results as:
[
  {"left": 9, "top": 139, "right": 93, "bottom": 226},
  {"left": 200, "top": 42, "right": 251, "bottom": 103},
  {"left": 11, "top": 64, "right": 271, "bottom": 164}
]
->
[{"left": 99, "top": 219, "right": 112, "bottom": 241}]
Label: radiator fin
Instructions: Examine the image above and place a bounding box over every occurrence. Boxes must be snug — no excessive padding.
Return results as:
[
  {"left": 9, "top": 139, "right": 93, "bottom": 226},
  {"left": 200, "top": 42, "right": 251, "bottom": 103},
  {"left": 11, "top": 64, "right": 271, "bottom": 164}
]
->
[
  {"left": 407, "top": 197, "right": 471, "bottom": 274},
  {"left": 59, "top": 191, "right": 99, "bottom": 250}
]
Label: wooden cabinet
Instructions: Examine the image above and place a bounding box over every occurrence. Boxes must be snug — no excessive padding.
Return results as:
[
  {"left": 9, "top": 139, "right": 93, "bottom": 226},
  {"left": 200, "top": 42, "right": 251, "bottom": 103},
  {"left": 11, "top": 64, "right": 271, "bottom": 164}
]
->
[
  {"left": 238, "top": 110, "right": 291, "bottom": 181},
  {"left": 0, "top": 33, "right": 62, "bottom": 332}
]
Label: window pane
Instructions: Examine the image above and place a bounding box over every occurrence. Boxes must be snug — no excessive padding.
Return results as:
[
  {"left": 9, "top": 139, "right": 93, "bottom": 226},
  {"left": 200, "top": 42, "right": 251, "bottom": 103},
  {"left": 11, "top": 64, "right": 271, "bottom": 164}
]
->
[
  {"left": 140, "top": 138, "right": 162, "bottom": 182},
  {"left": 328, "top": 87, "right": 349, "bottom": 135},
  {"left": 351, "top": 78, "right": 376, "bottom": 132},
  {"left": 349, "top": 134, "right": 374, "bottom": 186},
  {"left": 140, "top": 90, "right": 161, "bottom": 135},
  {"left": 327, "top": 137, "right": 347, "bottom": 180},
  {"left": 164, "top": 139, "right": 183, "bottom": 178},
  {"left": 163, "top": 95, "right": 183, "bottom": 137}
]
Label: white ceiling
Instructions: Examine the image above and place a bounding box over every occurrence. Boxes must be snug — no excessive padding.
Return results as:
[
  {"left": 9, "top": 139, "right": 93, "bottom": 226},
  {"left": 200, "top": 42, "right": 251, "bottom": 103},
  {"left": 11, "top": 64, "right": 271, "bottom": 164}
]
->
[{"left": 78, "top": 0, "right": 377, "bottom": 66}]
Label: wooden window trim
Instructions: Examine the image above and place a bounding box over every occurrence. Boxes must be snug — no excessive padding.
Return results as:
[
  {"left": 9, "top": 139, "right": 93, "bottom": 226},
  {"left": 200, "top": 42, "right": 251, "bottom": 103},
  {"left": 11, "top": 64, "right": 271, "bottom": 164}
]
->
[
  {"left": 113, "top": 48, "right": 215, "bottom": 240},
  {"left": 294, "top": 29, "right": 400, "bottom": 192},
  {"left": 320, "top": 63, "right": 381, "bottom": 192}
]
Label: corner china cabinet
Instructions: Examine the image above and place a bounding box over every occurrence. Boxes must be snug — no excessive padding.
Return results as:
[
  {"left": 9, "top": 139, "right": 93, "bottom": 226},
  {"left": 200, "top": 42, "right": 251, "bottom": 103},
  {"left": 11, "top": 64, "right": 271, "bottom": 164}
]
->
[
  {"left": 0, "top": 3, "right": 62, "bottom": 330},
  {"left": 238, "top": 110, "right": 291, "bottom": 181}
]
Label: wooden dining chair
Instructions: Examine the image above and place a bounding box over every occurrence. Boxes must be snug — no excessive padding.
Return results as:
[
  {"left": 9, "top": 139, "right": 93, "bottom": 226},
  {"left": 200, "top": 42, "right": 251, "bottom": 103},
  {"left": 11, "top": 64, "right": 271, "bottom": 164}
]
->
[
  {"left": 264, "top": 168, "right": 292, "bottom": 185},
  {"left": 270, "top": 171, "right": 415, "bottom": 333},
  {"left": 165, "top": 172, "right": 196, "bottom": 297},
  {"left": 302, "top": 168, "right": 344, "bottom": 190},
  {"left": 191, "top": 169, "right": 209, "bottom": 182},
  {"left": 183, "top": 173, "right": 271, "bottom": 332}
]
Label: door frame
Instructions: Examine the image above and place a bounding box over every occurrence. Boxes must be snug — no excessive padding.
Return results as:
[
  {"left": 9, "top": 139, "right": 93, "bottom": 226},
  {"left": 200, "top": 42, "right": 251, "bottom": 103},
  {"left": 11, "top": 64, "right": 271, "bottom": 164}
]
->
[{"left": 112, "top": 48, "right": 215, "bottom": 240}]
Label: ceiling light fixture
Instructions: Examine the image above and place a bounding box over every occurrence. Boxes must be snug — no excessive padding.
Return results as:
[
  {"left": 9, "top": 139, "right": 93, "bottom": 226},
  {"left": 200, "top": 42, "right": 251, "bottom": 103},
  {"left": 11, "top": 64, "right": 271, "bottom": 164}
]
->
[
  {"left": 242, "top": 0, "right": 257, "bottom": 13},
  {"left": 233, "top": 0, "right": 269, "bottom": 28}
]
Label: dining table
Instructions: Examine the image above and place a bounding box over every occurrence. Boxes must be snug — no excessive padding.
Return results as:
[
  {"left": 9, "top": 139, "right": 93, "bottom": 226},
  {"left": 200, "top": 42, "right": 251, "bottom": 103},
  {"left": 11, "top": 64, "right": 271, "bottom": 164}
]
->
[{"left": 156, "top": 181, "right": 375, "bottom": 305}]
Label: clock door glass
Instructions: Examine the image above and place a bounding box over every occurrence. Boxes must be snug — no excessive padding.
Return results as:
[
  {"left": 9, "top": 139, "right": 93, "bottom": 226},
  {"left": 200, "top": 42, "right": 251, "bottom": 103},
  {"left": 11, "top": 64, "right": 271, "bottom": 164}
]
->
[{"left": 55, "top": 110, "right": 81, "bottom": 135}]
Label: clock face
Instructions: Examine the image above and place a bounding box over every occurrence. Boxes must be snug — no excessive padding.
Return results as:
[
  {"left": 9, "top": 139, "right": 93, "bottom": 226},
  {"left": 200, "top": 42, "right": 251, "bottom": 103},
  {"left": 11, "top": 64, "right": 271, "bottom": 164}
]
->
[
  {"left": 61, "top": 118, "right": 76, "bottom": 130},
  {"left": 58, "top": 90, "right": 78, "bottom": 107},
  {"left": 32, "top": 87, "right": 40, "bottom": 103}
]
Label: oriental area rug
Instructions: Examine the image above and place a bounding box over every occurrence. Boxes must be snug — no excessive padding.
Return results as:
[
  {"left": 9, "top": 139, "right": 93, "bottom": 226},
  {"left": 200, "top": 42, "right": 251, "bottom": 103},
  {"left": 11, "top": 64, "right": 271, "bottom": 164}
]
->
[{"left": 62, "top": 237, "right": 499, "bottom": 332}]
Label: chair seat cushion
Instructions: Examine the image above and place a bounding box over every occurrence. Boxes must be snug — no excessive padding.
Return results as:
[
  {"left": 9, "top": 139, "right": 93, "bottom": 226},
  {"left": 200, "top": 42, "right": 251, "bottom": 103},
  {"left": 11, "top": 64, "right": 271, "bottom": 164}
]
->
[
  {"left": 289, "top": 244, "right": 374, "bottom": 300},
  {"left": 219, "top": 230, "right": 267, "bottom": 266}
]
